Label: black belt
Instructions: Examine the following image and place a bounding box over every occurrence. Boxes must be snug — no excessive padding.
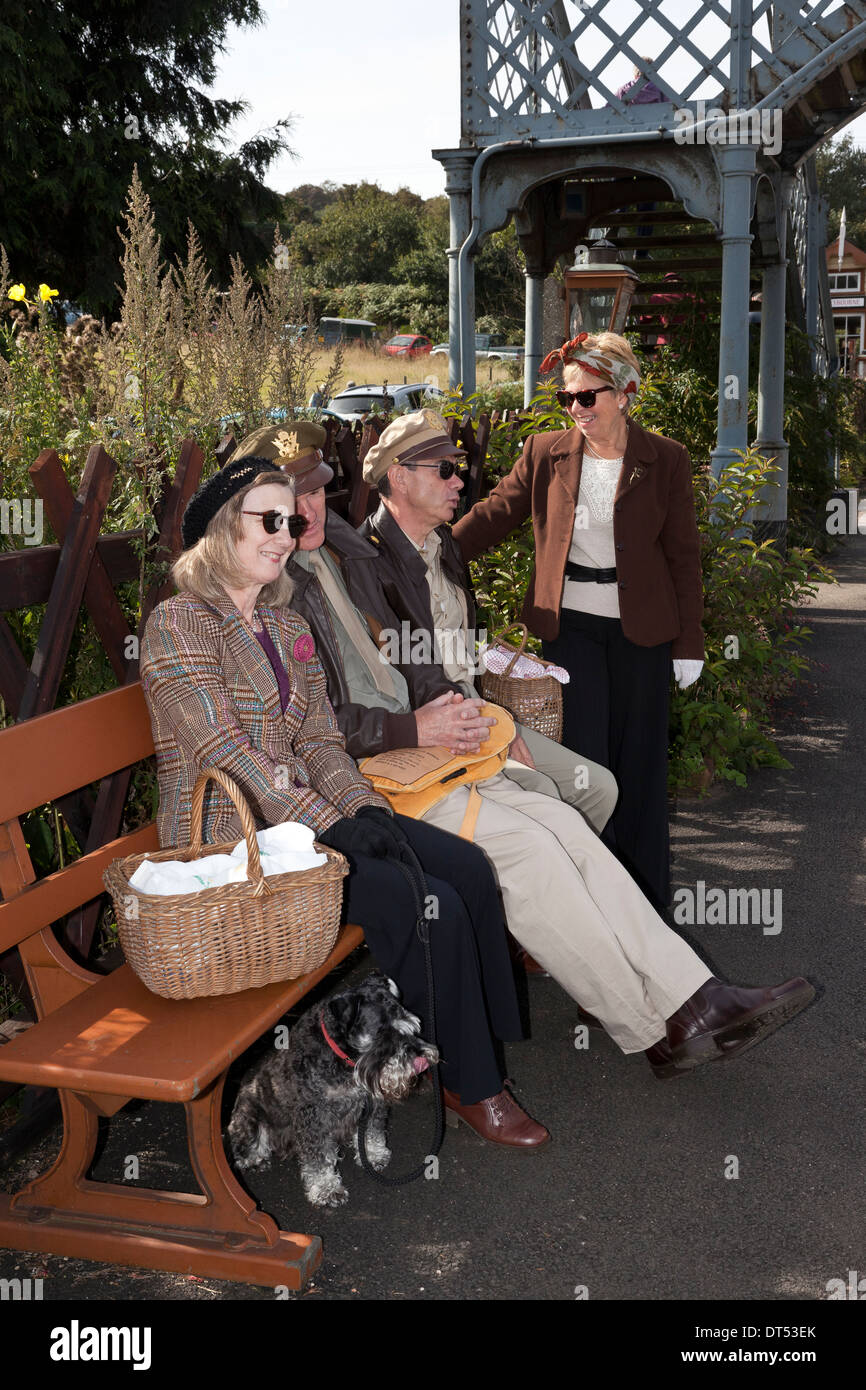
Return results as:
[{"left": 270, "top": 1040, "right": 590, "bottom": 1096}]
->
[{"left": 565, "top": 561, "right": 618, "bottom": 584}]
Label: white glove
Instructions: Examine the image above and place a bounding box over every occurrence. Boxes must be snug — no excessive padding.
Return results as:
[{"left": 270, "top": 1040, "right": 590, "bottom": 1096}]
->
[{"left": 673, "top": 659, "right": 704, "bottom": 690}]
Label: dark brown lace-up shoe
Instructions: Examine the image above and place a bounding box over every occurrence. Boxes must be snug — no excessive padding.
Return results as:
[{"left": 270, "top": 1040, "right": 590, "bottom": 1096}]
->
[
  {"left": 506, "top": 932, "right": 551, "bottom": 978},
  {"left": 646, "top": 975, "right": 815, "bottom": 1079},
  {"left": 443, "top": 1086, "right": 551, "bottom": 1148}
]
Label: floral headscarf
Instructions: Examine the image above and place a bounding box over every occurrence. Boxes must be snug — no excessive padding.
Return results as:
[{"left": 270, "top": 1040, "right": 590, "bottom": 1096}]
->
[{"left": 539, "top": 333, "right": 640, "bottom": 398}]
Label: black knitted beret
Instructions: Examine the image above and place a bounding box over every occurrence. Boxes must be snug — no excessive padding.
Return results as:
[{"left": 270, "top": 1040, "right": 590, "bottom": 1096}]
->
[{"left": 181, "top": 456, "right": 283, "bottom": 550}]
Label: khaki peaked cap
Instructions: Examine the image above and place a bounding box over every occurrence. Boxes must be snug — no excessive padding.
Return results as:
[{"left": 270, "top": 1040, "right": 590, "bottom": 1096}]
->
[
  {"left": 229, "top": 422, "right": 333, "bottom": 493},
  {"left": 362, "top": 409, "right": 463, "bottom": 486}
]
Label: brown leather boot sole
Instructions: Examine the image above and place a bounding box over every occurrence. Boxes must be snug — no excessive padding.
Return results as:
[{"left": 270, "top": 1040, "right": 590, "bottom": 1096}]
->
[{"left": 659, "top": 979, "right": 816, "bottom": 1077}]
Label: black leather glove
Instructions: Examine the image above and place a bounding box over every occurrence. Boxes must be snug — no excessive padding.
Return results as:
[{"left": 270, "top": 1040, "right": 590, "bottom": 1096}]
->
[
  {"left": 355, "top": 805, "right": 410, "bottom": 857},
  {"left": 317, "top": 814, "right": 396, "bottom": 860}
]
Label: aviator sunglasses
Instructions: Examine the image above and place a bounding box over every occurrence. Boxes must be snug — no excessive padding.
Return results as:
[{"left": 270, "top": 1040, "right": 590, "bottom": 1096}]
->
[
  {"left": 242, "top": 509, "right": 308, "bottom": 538},
  {"left": 400, "top": 457, "right": 466, "bottom": 480},
  {"left": 556, "top": 386, "right": 615, "bottom": 409}
]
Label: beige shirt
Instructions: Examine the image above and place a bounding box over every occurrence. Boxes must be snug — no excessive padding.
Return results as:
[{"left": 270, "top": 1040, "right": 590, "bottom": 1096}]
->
[
  {"left": 408, "top": 527, "right": 475, "bottom": 686},
  {"left": 562, "top": 452, "right": 623, "bottom": 621}
]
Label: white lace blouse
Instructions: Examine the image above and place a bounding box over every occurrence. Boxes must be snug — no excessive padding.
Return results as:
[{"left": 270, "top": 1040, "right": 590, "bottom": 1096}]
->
[{"left": 561, "top": 450, "right": 624, "bottom": 620}]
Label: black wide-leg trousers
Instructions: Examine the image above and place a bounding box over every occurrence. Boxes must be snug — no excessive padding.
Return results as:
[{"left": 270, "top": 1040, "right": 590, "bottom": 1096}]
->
[
  {"left": 340, "top": 812, "right": 523, "bottom": 1104},
  {"left": 543, "top": 609, "right": 672, "bottom": 911}
]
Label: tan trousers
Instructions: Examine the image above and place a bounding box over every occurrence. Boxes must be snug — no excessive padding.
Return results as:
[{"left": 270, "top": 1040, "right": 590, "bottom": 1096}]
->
[
  {"left": 422, "top": 768, "right": 711, "bottom": 1053},
  {"left": 515, "top": 722, "right": 617, "bottom": 834}
]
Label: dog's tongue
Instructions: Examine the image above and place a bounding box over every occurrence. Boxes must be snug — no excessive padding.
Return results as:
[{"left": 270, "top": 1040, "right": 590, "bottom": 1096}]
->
[{"left": 413, "top": 1056, "right": 429, "bottom": 1074}]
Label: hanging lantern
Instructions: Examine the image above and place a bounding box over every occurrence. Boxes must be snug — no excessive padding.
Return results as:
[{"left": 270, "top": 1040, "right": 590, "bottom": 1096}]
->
[{"left": 564, "top": 242, "right": 639, "bottom": 336}]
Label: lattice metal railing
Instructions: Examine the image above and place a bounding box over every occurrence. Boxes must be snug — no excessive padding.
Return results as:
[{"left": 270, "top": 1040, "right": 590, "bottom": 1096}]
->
[{"left": 462, "top": 0, "right": 866, "bottom": 140}]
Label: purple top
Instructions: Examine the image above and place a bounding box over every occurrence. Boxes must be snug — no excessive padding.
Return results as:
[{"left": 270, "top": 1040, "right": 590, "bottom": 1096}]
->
[
  {"left": 616, "top": 77, "right": 665, "bottom": 104},
  {"left": 256, "top": 626, "right": 292, "bottom": 715}
]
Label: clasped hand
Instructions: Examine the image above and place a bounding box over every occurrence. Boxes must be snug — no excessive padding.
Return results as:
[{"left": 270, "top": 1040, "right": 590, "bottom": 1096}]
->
[{"left": 414, "top": 691, "right": 495, "bottom": 755}]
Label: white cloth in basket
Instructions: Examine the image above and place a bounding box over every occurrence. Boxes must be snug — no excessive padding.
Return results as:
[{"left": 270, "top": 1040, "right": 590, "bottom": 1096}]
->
[
  {"left": 129, "top": 821, "right": 327, "bottom": 896},
  {"left": 480, "top": 644, "right": 570, "bottom": 684}
]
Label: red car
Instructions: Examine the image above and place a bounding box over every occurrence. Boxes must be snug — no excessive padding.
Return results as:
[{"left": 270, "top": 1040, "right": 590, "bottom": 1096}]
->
[{"left": 384, "top": 333, "right": 432, "bottom": 359}]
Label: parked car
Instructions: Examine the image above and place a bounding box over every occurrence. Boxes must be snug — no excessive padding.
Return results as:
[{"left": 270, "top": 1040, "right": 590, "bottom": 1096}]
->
[
  {"left": 430, "top": 333, "right": 524, "bottom": 361},
  {"left": 384, "top": 334, "right": 433, "bottom": 359},
  {"left": 324, "top": 382, "right": 444, "bottom": 422},
  {"left": 316, "top": 317, "right": 377, "bottom": 347}
]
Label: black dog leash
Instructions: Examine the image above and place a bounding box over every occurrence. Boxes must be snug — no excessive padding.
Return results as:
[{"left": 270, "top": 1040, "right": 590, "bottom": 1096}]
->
[{"left": 355, "top": 841, "right": 445, "bottom": 1186}]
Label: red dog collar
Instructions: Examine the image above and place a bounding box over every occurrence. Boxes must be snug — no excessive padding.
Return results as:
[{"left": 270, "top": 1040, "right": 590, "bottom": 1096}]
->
[{"left": 320, "top": 1012, "right": 355, "bottom": 1066}]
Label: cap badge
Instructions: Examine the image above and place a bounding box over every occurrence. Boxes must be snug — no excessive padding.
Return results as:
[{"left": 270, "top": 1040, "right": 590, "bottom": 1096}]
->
[{"left": 275, "top": 429, "right": 301, "bottom": 460}]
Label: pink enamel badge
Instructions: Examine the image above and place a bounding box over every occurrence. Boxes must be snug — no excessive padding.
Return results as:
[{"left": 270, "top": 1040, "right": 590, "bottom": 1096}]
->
[{"left": 292, "top": 633, "right": 315, "bottom": 663}]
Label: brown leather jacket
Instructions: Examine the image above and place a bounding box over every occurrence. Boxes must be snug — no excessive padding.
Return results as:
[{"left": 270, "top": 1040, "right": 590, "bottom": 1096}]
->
[
  {"left": 452, "top": 419, "right": 705, "bottom": 659},
  {"left": 359, "top": 500, "right": 478, "bottom": 646},
  {"left": 286, "top": 510, "right": 455, "bottom": 761}
]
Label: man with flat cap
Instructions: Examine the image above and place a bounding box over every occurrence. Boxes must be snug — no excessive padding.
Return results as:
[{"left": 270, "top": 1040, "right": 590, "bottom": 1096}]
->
[
  {"left": 241, "top": 410, "right": 813, "bottom": 1089},
  {"left": 358, "top": 409, "right": 617, "bottom": 831}
]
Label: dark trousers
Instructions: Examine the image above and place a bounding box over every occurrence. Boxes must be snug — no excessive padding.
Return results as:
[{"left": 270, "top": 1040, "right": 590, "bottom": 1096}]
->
[
  {"left": 543, "top": 609, "right": 672, "bottom": 910},
  {"left": 341, "top": 813, "right": 522, "bottom": 1104}
]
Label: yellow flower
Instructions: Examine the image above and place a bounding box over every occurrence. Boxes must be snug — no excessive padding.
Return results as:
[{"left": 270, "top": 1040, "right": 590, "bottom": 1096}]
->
[
  {"left": 8, "top": 284, "right": 26, "bottom": 301},
  {"left": 38, "top": 284, "right": 58, "bottom": 302}
]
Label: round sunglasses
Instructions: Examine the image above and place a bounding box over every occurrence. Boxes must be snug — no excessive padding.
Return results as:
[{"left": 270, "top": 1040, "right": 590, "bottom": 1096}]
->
[
  {"left": 556, "top": 386, "right": 615, "bottom": 409},
  {"left": 399, "top": 457, "right": 466, "bottom": 480},
  {"left": 242, "top": 509, "right": 308, "bottom": 538}
]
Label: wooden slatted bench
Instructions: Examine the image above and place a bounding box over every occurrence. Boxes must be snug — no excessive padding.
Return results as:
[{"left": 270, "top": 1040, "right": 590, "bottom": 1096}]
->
[{"left": 0, "top": 682, "right": 364, "bottom": 1289}]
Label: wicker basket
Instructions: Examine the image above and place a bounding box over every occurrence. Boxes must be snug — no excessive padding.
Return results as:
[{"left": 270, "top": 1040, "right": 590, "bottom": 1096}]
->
[
  {"left": 103, "top": 768, "right": 348, "bottom": 1000},
  {"left": 478, "top": 623, "right": 563, "bottom": 744}
]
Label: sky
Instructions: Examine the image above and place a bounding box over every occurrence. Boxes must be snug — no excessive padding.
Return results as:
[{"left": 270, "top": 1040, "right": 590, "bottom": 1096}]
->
[
  {"left": 207, "top": 0, "right": 866, "bottom": 201},
  {"left": 208, "top": 0, "right": 462, "bottom": 198}
]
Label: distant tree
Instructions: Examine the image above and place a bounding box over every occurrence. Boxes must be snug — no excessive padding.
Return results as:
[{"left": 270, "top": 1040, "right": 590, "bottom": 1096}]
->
[
  {"left": 286, "top": 183, "right": 342, "bottom": 214},
  {"left": 816, "top": 134, "right": 866, "bottom": 247},
  {"left": 293, "top": 183, "right": 422, "bottom": 287},
  {"left": 0, "top": 0, "right": 292, "bottom": 314}
]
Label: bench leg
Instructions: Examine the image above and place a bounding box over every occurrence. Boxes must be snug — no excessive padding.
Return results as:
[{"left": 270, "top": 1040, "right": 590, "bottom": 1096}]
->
[{"left": 0, "top": 1076, "right": 322, "bottom": 1289}]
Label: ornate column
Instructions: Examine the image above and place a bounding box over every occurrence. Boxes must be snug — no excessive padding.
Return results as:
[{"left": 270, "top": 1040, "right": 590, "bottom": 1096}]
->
[
  {"left": 711, "top": 143, "right": 757, "bottom": 477},
  {"left": 438, "top": 153, "right": 476, "bottom": 393},
  {"left": 754, "top": 174, "right": 792, "bottom": 546}
]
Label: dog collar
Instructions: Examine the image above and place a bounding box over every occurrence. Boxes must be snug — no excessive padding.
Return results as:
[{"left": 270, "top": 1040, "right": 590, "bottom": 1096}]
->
[{"left": 320, "top": 1012, "right": 355, "bottom": 1066}]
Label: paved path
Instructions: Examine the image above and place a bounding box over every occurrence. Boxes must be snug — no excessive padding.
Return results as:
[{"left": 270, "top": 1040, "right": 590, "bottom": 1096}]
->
[{"left": 3, "top": 540, "right": 863, "bottom": 1302}]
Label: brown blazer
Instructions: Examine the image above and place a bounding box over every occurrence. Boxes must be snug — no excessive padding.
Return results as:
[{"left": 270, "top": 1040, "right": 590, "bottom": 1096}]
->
[{"left": 453, "top": 419, "right": 705, "bottom": 659}]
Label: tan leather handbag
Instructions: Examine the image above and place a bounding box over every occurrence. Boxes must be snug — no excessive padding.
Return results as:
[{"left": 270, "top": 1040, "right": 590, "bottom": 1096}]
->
[{"left": 359, "top": 703, "right": 515, "bottom": 840}]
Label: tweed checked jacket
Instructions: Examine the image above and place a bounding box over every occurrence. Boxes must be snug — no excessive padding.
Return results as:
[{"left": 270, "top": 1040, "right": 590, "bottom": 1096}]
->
[{"left": 140, "top": 592, "right": 387, "bottom": 849}]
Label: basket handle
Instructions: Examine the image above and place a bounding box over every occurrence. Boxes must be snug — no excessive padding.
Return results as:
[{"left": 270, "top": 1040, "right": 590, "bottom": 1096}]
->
[
  {"left": 489, "top": 622, "right": 529, "bottom": 678},
  {"left": 189, "top": 768, "right": 271, "bottom": 897}
]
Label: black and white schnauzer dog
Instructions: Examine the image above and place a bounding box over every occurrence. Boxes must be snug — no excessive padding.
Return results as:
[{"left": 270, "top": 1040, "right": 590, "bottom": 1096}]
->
[{"left": 228, "top": 971, "right": 439, "bottom": 1207}]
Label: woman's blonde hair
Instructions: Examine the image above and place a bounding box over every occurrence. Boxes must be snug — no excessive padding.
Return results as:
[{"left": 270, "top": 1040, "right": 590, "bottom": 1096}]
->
[
  {"left": 172, "top": 471, "right": 296, "bottom": 607},
  {"left": 562, "top": 332, "right": 642, "bottom": 412}
]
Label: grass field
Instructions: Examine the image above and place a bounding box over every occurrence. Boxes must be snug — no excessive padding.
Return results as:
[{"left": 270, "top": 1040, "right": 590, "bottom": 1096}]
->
[{"left": 315, "top": 345, "right": 520, "bottom": 396}]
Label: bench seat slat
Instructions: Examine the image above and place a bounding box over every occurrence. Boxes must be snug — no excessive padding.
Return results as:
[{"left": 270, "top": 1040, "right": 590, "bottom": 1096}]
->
[
  {"left": 0, "top": 824, "right": 160, "bottom": 954},
  {"left": 0, "top": 683, "right": 154, "bottom": 823},
  {"left": 0, "top": 925, "right": 365, "bottom": 1101}
]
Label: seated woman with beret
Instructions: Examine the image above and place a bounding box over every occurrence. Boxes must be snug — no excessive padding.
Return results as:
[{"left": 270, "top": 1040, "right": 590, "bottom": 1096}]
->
[{"left": 139, "top": 456, "right": 549, "bottom": 1149}]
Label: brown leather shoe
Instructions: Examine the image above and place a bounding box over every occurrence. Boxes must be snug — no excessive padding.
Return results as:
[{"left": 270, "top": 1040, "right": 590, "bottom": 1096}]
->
[
  {"left": 443, "top": 1086, "right": 551, "bottom": 1149},
  {"left": 647, "top": 975, "right": 815, "bottom": 1078},
  {"left": 507, "top": 932, "right": 551, "bottom": 978}
]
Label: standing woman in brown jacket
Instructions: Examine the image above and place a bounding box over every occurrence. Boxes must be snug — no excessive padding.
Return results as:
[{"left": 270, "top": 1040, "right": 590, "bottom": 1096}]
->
[{"left": 453, "top": 332, "right": 705, "bottom": 911}]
